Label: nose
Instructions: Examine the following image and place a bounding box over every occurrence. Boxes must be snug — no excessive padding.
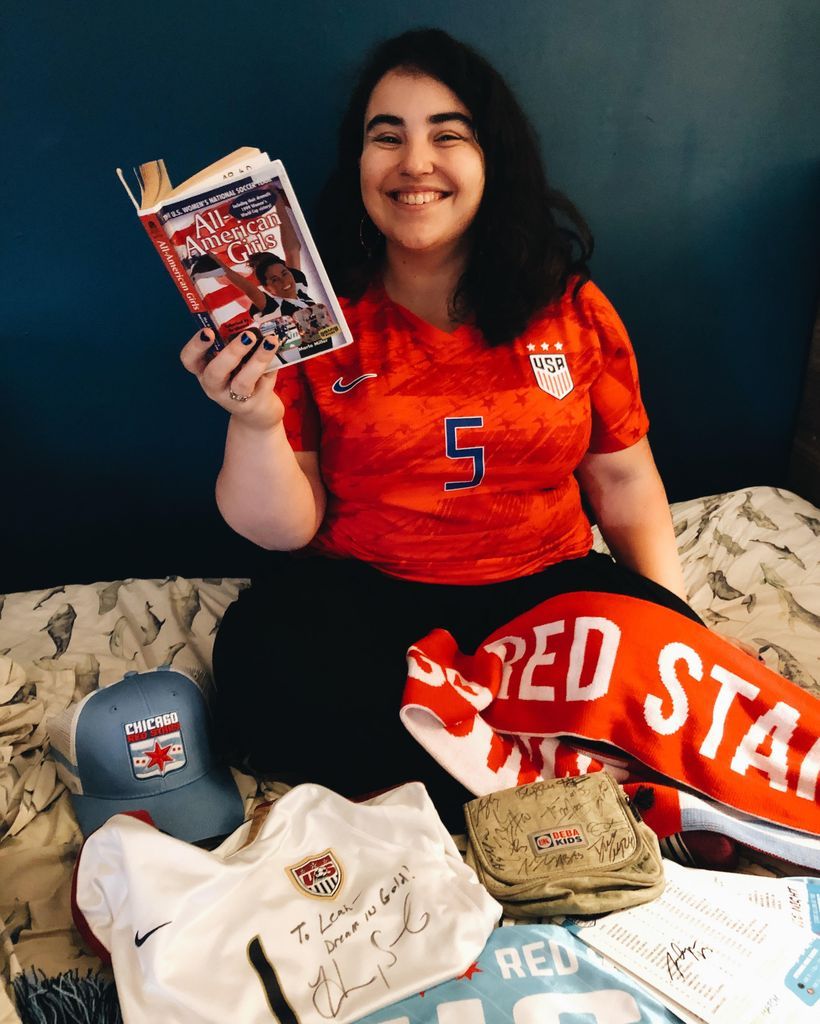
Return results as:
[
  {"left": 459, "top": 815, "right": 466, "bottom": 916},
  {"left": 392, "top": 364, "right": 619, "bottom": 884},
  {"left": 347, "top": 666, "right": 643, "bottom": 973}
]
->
[{"left": 399, "top": 135, "right": 435, "bottom": 177}]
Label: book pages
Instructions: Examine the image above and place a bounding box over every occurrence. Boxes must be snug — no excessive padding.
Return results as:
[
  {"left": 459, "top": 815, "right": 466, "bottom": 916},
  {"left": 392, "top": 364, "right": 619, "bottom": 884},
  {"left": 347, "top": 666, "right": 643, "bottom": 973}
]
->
[{"left": 568, "top": 861, "right": 820, "bottom": 1024}]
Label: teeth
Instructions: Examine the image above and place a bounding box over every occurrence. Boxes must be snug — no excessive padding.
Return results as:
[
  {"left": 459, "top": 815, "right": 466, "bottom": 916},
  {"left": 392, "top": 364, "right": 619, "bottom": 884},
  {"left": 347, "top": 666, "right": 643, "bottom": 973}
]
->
[{"left": 394, "top": 191, "right": 443, "bottom": 205}]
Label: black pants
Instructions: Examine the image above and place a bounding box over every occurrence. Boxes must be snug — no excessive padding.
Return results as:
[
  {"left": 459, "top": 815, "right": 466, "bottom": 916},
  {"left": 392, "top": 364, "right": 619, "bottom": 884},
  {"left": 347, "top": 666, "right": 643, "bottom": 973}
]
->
[{"left": 212, "top": 552, "right": 699, "bottom": 832}]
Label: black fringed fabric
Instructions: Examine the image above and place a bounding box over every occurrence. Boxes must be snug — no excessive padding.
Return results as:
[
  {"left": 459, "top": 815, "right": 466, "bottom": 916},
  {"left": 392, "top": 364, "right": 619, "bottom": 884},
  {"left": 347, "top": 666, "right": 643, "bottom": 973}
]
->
[{"left": 11, "top": 969, "right": 122, "bottom": 1024}]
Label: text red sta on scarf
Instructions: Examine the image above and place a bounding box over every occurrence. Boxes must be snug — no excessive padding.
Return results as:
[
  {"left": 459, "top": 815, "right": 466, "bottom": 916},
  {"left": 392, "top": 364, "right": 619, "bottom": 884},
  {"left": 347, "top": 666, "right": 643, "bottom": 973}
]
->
[{"left": 401, "top": 591, "right": 819, "bottom": 834}]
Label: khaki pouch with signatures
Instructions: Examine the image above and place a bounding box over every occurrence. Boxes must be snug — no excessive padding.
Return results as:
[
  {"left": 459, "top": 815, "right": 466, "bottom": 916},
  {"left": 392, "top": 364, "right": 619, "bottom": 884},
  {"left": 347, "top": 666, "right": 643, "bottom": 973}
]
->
[{"left": 464, "top": 773, "right": 665, "bottom": 918}]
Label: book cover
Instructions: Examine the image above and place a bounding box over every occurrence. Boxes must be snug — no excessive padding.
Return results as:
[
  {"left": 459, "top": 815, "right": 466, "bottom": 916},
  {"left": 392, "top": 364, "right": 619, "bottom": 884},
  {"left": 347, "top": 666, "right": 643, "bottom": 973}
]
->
[{"left": 119, "top": 154, "right": 353, "bottom": 368}]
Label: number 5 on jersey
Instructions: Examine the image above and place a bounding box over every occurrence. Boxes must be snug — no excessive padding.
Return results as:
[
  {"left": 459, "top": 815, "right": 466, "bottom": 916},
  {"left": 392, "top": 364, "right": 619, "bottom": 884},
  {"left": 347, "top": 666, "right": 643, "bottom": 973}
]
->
[{"left": 444, "top": 416, "right": 485, "bottom": 491}]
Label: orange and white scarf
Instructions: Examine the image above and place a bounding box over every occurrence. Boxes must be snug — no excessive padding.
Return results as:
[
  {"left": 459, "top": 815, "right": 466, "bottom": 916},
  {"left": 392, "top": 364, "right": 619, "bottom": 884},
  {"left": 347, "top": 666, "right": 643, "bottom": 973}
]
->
[{"left": 400, "top": 592, "right": 819, "bottom": 851}]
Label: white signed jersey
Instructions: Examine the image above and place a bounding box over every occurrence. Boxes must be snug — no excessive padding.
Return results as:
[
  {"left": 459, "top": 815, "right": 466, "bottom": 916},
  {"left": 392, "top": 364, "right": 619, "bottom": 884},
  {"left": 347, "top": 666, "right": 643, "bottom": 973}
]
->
[{"left": 73, "top": 783, "right": 501, "bottom": 1024}]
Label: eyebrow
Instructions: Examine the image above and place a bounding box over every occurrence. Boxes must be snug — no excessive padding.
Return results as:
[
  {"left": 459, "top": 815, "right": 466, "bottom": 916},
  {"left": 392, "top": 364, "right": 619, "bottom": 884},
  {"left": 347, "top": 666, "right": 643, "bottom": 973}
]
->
[{"left": 365, "top": 111, "right": 474, "bottom": 133}]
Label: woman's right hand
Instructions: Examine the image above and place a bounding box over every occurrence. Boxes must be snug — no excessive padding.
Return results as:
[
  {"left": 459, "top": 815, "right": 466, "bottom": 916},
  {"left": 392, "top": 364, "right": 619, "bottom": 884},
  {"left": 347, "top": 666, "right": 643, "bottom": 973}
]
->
[{"left": 180, "top": 327, "right": 284, "bottom": 431}]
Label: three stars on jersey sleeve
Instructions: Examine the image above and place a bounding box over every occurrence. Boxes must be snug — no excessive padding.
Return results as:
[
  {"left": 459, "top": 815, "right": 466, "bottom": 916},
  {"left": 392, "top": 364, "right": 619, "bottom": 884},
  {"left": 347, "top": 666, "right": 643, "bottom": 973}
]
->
[{"left": 526, "top": 342, "right": 563, "bottom": 352}]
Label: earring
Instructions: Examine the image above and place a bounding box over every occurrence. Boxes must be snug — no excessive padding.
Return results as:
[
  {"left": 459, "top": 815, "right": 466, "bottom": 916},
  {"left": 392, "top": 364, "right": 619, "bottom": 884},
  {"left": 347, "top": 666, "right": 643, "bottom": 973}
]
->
[{"left": 359, "top": 214, "right": 383, "bottom": 259}]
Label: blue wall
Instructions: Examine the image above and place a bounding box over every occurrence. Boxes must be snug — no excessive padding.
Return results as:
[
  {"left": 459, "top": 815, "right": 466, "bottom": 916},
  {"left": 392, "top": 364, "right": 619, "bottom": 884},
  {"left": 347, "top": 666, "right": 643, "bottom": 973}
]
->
[{"left": 2, "top": 1, "right": 819, "bottom": 592}]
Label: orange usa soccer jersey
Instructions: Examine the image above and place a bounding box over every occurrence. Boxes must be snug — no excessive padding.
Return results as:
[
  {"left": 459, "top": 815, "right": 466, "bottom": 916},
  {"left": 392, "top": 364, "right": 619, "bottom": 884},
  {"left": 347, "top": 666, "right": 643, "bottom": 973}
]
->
[{"left": 275, "top": 280, "right": 649, "bottom": 584}]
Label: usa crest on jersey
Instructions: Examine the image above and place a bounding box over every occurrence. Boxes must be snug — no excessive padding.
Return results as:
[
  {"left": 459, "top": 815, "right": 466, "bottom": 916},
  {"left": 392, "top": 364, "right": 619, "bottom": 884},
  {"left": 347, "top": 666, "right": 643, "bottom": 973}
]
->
[
  {"left": 288, "top": 850, "right": 343, "bottom": 898},
  {"left": 530, "top": 352, "right": 574, "bottom": 399}
]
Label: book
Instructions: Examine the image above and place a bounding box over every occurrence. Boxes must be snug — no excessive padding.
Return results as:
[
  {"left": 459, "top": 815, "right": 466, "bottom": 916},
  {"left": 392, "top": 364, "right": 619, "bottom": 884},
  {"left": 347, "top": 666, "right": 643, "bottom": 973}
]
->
[{"left": 117, "top": 147, "right": 353, "bottom": 368}]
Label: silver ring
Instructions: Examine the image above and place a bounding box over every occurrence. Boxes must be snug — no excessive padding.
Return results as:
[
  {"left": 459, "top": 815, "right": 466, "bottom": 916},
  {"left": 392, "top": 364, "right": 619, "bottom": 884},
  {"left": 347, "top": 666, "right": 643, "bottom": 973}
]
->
[{"left": 228, "top": 389, "right": 252, "bottom": 403}]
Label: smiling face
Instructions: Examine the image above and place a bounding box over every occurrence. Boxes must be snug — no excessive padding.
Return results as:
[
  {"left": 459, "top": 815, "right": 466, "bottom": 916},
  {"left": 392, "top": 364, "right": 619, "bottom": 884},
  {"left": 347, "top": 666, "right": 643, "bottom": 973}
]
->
[
  {"left": 263, "top": 262, "right": 297, "bottom": 299},
  {"left": 360, "top": 70, "right": 485, "bottom": 261}
]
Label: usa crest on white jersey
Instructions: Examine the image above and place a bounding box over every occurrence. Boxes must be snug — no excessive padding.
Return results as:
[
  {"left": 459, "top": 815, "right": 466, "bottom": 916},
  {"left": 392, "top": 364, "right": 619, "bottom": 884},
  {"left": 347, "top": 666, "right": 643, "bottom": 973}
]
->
[
  {"left": 288, "top": 850, "right": 343, "bottom": 898},
  {"left": 530, "top": 353, "right": 574, "bottom": 399}
]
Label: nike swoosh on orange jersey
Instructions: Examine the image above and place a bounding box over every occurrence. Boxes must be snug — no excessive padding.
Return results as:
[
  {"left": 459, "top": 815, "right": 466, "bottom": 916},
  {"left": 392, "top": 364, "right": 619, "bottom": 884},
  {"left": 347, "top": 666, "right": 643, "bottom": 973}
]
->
[{"left": 331, "top": 373, "right": 378, "bottom": 394}]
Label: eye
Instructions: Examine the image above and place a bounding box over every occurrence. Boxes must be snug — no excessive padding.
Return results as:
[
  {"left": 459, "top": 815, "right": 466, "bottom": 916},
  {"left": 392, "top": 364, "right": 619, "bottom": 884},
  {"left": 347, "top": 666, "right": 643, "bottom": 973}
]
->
[
  {"left": 435, "top": 131, "right": 464, "bottom": 144},
  {"left": 369, "top": 133, "right": 401, "bottom": 146}
]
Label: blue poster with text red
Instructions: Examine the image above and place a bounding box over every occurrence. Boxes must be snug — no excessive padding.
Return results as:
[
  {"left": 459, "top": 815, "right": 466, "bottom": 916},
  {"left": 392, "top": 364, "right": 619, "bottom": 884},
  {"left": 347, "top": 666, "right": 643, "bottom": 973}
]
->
[{"left": 361, "top": 924, "right": 681, "bottom": 1023}]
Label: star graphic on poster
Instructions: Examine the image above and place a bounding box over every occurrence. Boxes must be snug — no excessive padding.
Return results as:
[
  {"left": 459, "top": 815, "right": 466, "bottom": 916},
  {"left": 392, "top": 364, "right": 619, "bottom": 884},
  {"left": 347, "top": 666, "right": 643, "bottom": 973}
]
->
[
  {"left": 554, "top": 341, "right": 564, "bottom": 351},
  {"left": 526, "top": 343, "right": 535, "bottom": 351},
  {"left": 145, "top": 741, "right": 174, "bottom": 772},
  {"left": 420, "top": 960, "right": 482, "bottom": 996},
  {"left": 540, "top": 342, "right": 549, "bottom": 351}
]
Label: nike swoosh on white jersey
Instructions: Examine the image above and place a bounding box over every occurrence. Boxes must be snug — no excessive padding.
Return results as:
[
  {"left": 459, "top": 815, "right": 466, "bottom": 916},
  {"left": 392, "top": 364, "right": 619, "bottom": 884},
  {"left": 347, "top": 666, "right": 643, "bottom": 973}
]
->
[
  {"left": 331, "top": 373, "right": 378, "bottom": 394},
  {"left": 134, "top": 921, "right": 172, "bottom": 947}
]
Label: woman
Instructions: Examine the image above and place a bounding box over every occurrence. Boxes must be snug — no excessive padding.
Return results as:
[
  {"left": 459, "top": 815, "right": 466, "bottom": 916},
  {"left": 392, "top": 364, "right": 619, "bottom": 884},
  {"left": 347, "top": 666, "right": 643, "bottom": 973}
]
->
[
  {"left": 247, "top": 253, "right": 315, "bottom": 319},
  {"left": 181, "top": 29, "right": 694, "bottom": 827},
  {"left": 209, "top": 190, "right": 315, "bottom": 318}
]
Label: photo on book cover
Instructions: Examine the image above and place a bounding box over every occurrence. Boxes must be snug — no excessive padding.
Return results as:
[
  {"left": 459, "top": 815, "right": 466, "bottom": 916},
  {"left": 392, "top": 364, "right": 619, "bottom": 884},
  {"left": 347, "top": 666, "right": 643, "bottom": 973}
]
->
[{"left": 156, "top": 163, "right": 351, "bottom": 367}]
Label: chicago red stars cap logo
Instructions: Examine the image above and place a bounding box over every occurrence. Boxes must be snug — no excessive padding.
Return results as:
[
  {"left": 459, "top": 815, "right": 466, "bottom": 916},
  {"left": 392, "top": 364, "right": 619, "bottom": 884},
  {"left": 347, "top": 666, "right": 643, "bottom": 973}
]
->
[
  {"left": 288, "top": 850, "right": 343, "bottom": 898},
  {"left": 124, "top": 711, "right": 186, "bottom": 780}
]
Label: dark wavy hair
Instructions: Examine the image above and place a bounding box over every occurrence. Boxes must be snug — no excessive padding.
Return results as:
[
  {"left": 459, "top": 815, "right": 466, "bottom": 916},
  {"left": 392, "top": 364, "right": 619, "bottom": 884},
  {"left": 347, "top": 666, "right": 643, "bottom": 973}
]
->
[
  {"left": 313, "top": 28, "right": 593, "bottom": 346},
  {"left": 248, "top": 251, "right": 308, "bottom": 288}
]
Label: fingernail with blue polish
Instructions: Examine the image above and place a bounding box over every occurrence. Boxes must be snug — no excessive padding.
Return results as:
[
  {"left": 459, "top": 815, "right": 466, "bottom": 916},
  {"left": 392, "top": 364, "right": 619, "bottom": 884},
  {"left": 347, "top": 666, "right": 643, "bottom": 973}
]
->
[
  {"left": 200, "top": 330, "right": 211, "bottom": 342},
  {"left": 241, "top": 333, "right": 255, "bottom": 346},
  {"left": 263, "top": 340, "right": 276, "bottom": 351}
]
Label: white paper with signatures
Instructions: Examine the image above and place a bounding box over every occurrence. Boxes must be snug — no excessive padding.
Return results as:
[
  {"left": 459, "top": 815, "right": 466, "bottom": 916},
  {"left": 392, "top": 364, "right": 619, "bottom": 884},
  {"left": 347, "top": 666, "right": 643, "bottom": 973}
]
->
[{"left": 568, "top": 861, "right": 820, "bottom": 1024}]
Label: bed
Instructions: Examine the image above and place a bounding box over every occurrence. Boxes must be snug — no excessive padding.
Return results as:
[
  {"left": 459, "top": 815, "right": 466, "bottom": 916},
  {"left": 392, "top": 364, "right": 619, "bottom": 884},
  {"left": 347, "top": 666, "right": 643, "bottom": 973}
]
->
[{"left": 1, "top": 484, "right": 818, "bottom": 1022}]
